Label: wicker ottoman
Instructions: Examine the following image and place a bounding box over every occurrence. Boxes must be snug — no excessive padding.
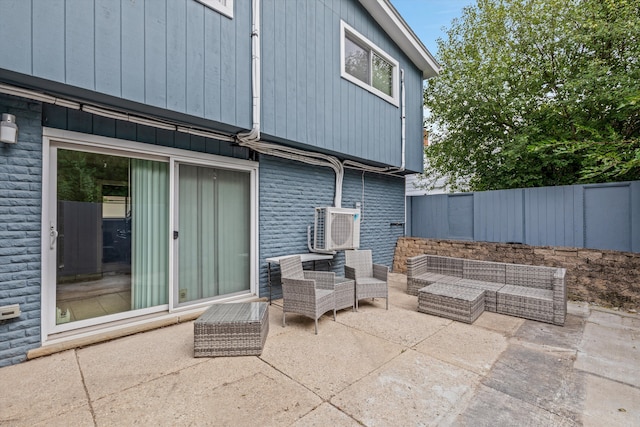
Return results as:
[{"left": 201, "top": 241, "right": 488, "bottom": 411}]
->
[
  {"left": 418, "top": 283, "right": 485, "bottom": 324},
  {"left": 194, "top": 302, "right": 269, "bottom": 357}
]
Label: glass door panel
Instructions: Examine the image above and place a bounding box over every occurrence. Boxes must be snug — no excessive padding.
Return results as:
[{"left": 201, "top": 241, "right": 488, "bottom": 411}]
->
[
  {"left": 54, "top": 149, "right": 168, "bottom": 325},
  {"left": 177, "top": 165, "right": 250, "bottom": 304}
]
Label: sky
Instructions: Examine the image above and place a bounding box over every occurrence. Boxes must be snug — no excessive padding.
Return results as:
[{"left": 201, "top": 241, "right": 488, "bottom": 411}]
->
[{"left": 390, "top": 0, "right": 476, "bottom": 58}]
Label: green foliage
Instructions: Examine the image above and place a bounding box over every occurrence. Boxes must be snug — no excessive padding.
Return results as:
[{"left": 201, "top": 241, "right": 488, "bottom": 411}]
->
[
  {"left": 57, "top": 150, "right": 130, "bottom": 202},
  {"left": 423, "top": 0, "right": 640, "bottom": 191}
]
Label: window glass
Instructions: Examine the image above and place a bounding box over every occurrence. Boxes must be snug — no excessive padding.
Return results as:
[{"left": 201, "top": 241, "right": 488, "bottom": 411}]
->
[
  {"left": 372, "top": 53, "right": 393, "bottom": 96},
  {"left": 340, "top": 22, "right": 398, "bottom": 105},
  {"left": 55, "top": 150, "right": 169, "bottom": 324},
  {"left": 344, "top": 36, "right": 370, "bottom": 85}
]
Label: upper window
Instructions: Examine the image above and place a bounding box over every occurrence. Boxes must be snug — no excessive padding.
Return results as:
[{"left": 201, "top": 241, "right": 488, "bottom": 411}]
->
[
  {"left": 196, "top": 0, "right": 233, "bottom": 19},
  {"left": 340, "top": 21, "right": 399, "bottom": 106}
]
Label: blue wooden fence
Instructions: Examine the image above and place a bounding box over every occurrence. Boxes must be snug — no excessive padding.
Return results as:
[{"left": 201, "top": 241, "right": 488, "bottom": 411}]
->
[{"left": 409, "top": 181, "right": 640, "bottom": 253}]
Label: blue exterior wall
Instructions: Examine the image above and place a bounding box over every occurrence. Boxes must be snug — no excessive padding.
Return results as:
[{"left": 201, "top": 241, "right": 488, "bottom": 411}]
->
[
  {"left": 0, "top": 94, "right": 43, "bottom": 367},
  {"left": 261, "top": 0, "right": 425, "bottom": 173},
  {"left": 259, "top": 155, "right": 405, "bottom": 299},
  {"left": 0, "top": 0, "right": 252, "bottom": 131},
  {"left": 0, "top": 0, "right": 425, "bottom": 366}
]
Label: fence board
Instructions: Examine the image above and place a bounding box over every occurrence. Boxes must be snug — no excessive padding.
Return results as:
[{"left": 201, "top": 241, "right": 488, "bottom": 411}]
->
[{"left": 409, "top": 181, "right": 639, "bottom": 253}]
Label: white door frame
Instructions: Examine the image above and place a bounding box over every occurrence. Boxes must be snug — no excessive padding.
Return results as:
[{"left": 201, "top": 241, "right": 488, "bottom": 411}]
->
[{"left": 41, "top": 128, "right": 259, "bottom": 343}]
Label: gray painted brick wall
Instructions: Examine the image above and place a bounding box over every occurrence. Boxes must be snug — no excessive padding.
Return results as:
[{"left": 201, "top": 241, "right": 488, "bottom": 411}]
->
[
  {"left": 259, "top": 155, "right": 405, "bottom": 299},
  {"left": 0, "top": 94, "right": 42, "bottom": 367}
]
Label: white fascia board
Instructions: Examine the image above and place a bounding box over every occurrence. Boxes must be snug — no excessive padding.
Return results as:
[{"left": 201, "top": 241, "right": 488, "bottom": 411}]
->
[{"left": 359, "top": 0, "right": 441, "bottom": 79}]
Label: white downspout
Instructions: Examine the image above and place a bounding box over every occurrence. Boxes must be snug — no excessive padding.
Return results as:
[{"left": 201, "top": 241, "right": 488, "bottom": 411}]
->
[
  {"left": 400, "top": 68, "right": 406, "bottom": 170},
  {"left": 401, "top": 68, "right": 407, "bottom": 235},
  {"left": 237, "top": 0, "right": 344, "bottom": 208},
  {"left": 238, "top": 0, "right": 261, "bottom": 143}
]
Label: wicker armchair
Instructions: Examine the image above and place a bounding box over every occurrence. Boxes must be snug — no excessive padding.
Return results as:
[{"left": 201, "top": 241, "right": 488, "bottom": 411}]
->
[
  {"left": 280, "top": 256, "right": 336, "bottom": 334},
  {"left": 344, "top": 250, "right": 389, "bottom": 311}
]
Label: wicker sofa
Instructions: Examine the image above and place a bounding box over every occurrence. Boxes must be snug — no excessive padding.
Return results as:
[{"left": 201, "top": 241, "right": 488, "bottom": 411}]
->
[{"left": 407, "top": 255, "right": 566, "bottom": 326}]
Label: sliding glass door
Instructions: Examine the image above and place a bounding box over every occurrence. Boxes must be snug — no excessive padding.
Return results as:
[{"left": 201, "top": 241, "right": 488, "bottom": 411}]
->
[
  {"left": 45, "top": 133, "right": 256, "bottom": 335},
  {"left": 176, "top": 164, "right": 250, "bottom": 305}
]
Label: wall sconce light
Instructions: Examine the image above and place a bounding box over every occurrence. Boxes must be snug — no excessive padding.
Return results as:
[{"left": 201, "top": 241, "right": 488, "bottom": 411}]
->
[{"left": 1, "top": 113, "right": 18, "bottom": 144}]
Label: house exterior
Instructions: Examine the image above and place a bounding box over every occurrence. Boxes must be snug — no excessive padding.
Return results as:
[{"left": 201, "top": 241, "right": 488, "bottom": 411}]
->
[{"left": 0, "top": 0, "right": 438, "bottom": 367}]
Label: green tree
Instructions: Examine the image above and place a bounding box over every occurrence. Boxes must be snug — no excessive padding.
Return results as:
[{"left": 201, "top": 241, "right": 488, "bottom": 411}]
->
[{"left": 423, "top": 0, "right": 640, "bottom": 191}]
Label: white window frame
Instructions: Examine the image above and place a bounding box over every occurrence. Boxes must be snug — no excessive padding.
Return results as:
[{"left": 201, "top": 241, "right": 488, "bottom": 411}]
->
[
  {"left": 40, "top": 127, "right": 258, "bottom": 342},
  {"left": 195, "top": 0, "right": 233, "bottom": 19},
  {"left": 340, "top": 21, "right": 400, "bottom": 106}
]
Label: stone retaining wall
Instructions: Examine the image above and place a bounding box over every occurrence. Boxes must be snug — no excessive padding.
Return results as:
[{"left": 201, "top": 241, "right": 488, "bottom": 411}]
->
[{"left": 393, "top": 237, "right": 640, "bottom": 310}]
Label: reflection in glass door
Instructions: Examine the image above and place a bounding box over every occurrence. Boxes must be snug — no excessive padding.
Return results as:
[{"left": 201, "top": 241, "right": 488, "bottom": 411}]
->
[
  {"left": 53, "top": 149, "right": 168, "bottom": 325},
  {"left": 176, "top": 164, "right": 250, "bottom": 304}
]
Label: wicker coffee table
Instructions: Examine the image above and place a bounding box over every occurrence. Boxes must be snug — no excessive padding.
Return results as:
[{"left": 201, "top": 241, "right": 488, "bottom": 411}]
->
[
  {"left": 194, "top": 302, "right": 269, "bottom": 357},
  {"left": 418, "top": 283, "right": 485, "bottom": 324}
]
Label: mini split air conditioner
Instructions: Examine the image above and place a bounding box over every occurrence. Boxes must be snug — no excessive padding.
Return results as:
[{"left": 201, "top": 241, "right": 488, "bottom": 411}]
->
[{"left": 313, "top": 207, "right": 361, "bottom": 251}]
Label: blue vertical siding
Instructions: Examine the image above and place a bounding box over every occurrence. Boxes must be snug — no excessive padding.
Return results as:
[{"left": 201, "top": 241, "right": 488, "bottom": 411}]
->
[
  {"left": 0, "top": 1, "right": 32, "bottom": 74},
  {"left": 0, "top": 0, "right": 252, "bottom": 130},
  {"left": 66, "top": 0, "right": 95, "bottom": 90},
  {"left": 95, "top": 0, "right": 122, "bottom": 97},
  {"left": 410, "top": 182, "right": 640, "bottom": 252},
  {"left": 260, "top": 0, "right": 425, "bottom": 172}
]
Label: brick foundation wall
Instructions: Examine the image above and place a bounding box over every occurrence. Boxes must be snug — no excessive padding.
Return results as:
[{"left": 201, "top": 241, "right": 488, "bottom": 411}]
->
[
  {"left": 394, "top": 237, "right": 640, "bottom": 310},
  {"left": 0, "top": 94, "right": 43, "bottom": 367}
]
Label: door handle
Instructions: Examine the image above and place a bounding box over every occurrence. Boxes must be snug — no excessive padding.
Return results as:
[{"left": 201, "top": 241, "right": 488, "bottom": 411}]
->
[{"left": 49, "top": 224, "right": 58, "bottom": 250}]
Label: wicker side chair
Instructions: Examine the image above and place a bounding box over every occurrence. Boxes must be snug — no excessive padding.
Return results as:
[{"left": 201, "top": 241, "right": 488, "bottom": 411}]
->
[
  {"left": 344, "top": 249, "right": 389, "bottom": 311},
  {"left": 280, "top": 256, "right": 336, "bottom": 334}
]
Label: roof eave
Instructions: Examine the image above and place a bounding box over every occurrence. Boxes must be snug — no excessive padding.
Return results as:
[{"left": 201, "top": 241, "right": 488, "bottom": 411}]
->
[{"left": 359, "top": 0, "right": 441, "bottom": 79}]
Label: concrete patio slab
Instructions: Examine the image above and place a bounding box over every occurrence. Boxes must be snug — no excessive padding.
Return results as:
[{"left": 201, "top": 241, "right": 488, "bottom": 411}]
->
[
  {"left": 481, "top": 342, "right": 585, "bottom": 423},
  {"left": 575, "top": 315, "right": 640, "bottom": 388},
  {"left": 513, "top": 312, "right": 586, "bottom": 352},
  {"left": 31, "top": 405, "right": 95, "bottom": 427},
  {"left": 0, "top": 350, "right": 89, "bottom": 425},
  {"left": 453, "top": 384, "right": 577, "bottom": 426},
  {"left": 1, "top": 276, "right": 639, "bottom": 426},
  {"left": 582, "top": 374, "right": 640, "bottom": 426},
  {"left": 291, "top": 402, "right": 359, "bottom": 426},
  {"left": 331, "top": 349, "right": 480, "bottom": 426},
  {"left": 92, "top": 356, "right": 321, "bottom": 426},
  {"left": 261, "top": 305, "right": 404, "bottom": 400},
  {"left": 472, "top": 310, "right": 525, "bottom": 337},
  {"left": 76, "top": 321, "right": 203, "bottom": 400},
  {"left": 415, "top": 320, "right": 508, "bottom": 376},
  {"left": 588, "top": 308, "right": 640, "bottom": 329},
  {"left": 336, "top": 302, "right": 452, "bottom": 348}
]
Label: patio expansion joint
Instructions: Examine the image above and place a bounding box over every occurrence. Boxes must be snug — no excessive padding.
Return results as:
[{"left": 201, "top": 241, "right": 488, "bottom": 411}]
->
[
  {"left": 575, "top": 362, "right": 640, "bottom": 391},
  {"left": 74, "top": 350, "right": 98, "bottom": 427},
  {"left": 408, "top": 320, "right": 454, "bottom": 351},
  {"left": 257, "top": 345, "right": 412, "bottom": 423},
  {"left": 254, "top": 356, "right": 366, "bottom": 424},
  {"left": 87, "top": 358, "right": 213, "bottom": 405}
]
